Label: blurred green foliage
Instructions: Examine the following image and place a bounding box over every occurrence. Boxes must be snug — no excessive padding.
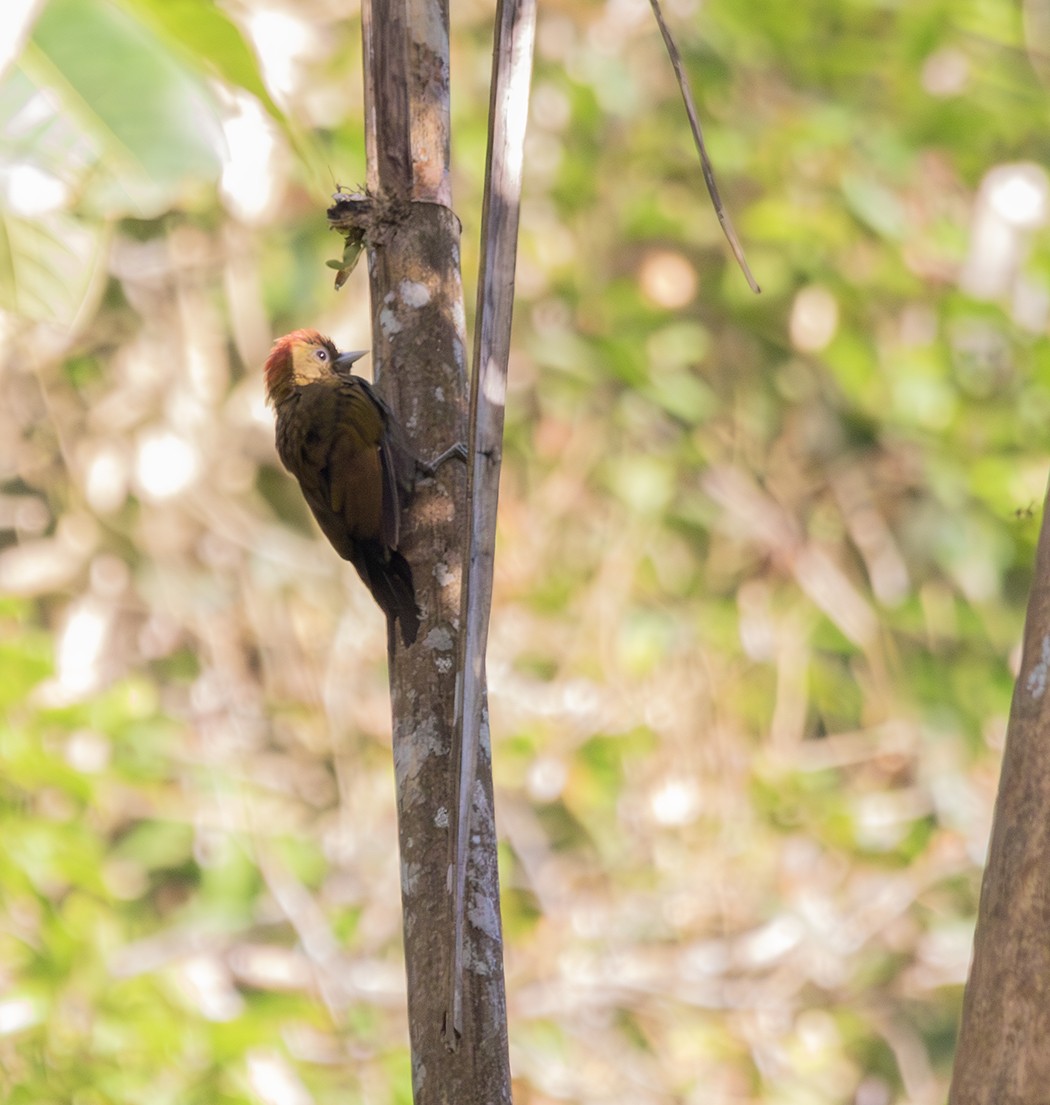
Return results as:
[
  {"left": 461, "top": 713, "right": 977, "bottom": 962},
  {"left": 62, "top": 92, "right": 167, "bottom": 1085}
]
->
[{"left": 1, "top": 0, "right": 1048, "bottom": 1101}]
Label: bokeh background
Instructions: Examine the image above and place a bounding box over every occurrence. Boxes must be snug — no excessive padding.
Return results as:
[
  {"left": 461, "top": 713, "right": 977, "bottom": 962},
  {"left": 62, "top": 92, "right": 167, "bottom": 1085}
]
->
[{"left": 2, "top": 0, "right": 1048, "bottom": 1101}]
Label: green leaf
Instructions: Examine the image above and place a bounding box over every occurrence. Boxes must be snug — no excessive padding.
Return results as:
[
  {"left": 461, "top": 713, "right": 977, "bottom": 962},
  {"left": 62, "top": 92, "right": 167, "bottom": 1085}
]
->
[
  {"left": 117, "top": 0, "right": 327, "bottom": 192},
  {"left": 329, "top": 232, "right": 365, "bottom": 289},
  {"left": 0, "top": 209, "right": 109, "bottom": 326},
  {"left": 116, "top": 0, "right": 283, "bottom": 126},
  {"left": 23, "top": 0, "right": 223, "bottom": 216}
]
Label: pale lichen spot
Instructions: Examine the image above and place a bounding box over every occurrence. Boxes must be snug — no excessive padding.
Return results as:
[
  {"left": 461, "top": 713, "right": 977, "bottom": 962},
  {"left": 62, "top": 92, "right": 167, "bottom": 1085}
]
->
[
  {"left": 468, "top": 889, "right": 503, "bottom": 944},
  {"left": 1026, "top": 634, "right": 1050, "bottom": 699},
  {"left": 424, "top": 625, "right": 454, "bottom": 651},
  {"left": 401, "top": 858, "right": 421, "bottom": 894},
  {"left": 393, "top": 715, "right": 443, "bottom": 798},
  {"left": 400, "top": 279, "right": 431, "bottom": 308},
  {"left": 435, "top": 805, "right": 449, "bottom": 828},
  {"left": 379, "top": 306, "right": 403, "bottom": 336},
  {"left": 482, "top": 354, "right": 508, "bottom": 406}
]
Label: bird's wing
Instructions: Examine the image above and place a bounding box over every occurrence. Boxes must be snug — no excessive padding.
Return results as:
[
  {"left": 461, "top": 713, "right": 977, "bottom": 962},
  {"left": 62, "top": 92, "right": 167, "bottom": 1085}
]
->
[
  {"left": 350, "top": 378, "right": 415, "bottom": 551},
  {"left": 325, "top": 379, "right": 387, "bottom": 543},
  {"left": 277, "top": 379, "right": 378, "bottom": 552},
  {"left": 378, "top": 434, "right": 401, "bottom": 550}
]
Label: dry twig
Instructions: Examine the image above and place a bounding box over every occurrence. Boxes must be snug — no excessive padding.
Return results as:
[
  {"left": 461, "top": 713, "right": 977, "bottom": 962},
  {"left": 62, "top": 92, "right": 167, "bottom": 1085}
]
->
[{"left": 648, "top": 0, "right": 760, "bottom": 293}]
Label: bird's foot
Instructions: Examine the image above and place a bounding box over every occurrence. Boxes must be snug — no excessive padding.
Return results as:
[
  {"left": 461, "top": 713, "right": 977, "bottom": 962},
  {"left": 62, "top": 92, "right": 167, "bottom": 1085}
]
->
[{"left": 418, "top": 442, "right": 467, "bottom": 477}]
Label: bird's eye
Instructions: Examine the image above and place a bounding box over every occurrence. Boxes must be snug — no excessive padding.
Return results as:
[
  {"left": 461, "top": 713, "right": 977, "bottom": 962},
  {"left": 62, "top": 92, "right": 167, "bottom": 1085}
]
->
[{"left": 315, "top": 348, "right": 328, "bottom": 361}]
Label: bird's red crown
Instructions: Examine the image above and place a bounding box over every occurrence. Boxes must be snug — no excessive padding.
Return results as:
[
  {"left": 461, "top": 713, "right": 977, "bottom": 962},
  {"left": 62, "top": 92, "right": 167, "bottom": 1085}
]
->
[{"left": 263, "top": 328, "right": 329, "bottom": 402}]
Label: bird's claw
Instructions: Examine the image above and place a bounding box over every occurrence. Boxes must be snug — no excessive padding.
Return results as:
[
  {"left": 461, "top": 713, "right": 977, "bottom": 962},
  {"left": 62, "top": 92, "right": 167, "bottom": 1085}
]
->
[{"left": 418, "top": 442, "right": 467, "bottom": 477}]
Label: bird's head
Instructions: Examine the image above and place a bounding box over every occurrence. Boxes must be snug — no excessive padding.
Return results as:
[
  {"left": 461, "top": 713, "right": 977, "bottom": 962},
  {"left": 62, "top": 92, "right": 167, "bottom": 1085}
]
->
[{"left": 264, "top": 329, "right": 368, "bottom": 403}]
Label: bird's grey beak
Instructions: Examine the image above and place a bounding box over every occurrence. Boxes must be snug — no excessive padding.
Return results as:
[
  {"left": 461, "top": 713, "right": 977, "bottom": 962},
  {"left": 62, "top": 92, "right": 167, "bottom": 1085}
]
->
[{"left": 334, "top": 349, "right": 368, "bottom": 372}]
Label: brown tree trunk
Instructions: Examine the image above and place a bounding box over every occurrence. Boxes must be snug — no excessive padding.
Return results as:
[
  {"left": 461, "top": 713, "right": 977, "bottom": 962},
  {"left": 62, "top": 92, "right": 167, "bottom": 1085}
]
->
[
  {"left": 352, "top": 0, "right": 512, "bottom": 1100},
  {"left": 950, "top": 478, "right": 1050, "bottom": 1103}
]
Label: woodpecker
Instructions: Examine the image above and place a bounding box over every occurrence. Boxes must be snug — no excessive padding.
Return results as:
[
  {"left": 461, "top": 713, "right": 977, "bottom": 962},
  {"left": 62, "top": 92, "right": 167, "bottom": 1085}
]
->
[{"left": 264, "top": 328, "right": 420, "bottom": 646}]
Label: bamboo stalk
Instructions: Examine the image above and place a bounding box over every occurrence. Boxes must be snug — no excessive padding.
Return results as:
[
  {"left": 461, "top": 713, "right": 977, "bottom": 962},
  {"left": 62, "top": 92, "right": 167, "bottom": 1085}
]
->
[
  {"left": 446, "top": 0, "right": 536, "bottom": 1047},
  {"left": 949, "top": 479, "right": 1050, "bottom": 1103}
]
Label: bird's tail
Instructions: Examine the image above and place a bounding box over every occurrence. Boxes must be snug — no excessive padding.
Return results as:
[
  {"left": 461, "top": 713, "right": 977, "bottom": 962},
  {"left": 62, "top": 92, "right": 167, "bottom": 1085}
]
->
[{"left": 355, "top": 545, "right": 420, "bottom": 647}]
